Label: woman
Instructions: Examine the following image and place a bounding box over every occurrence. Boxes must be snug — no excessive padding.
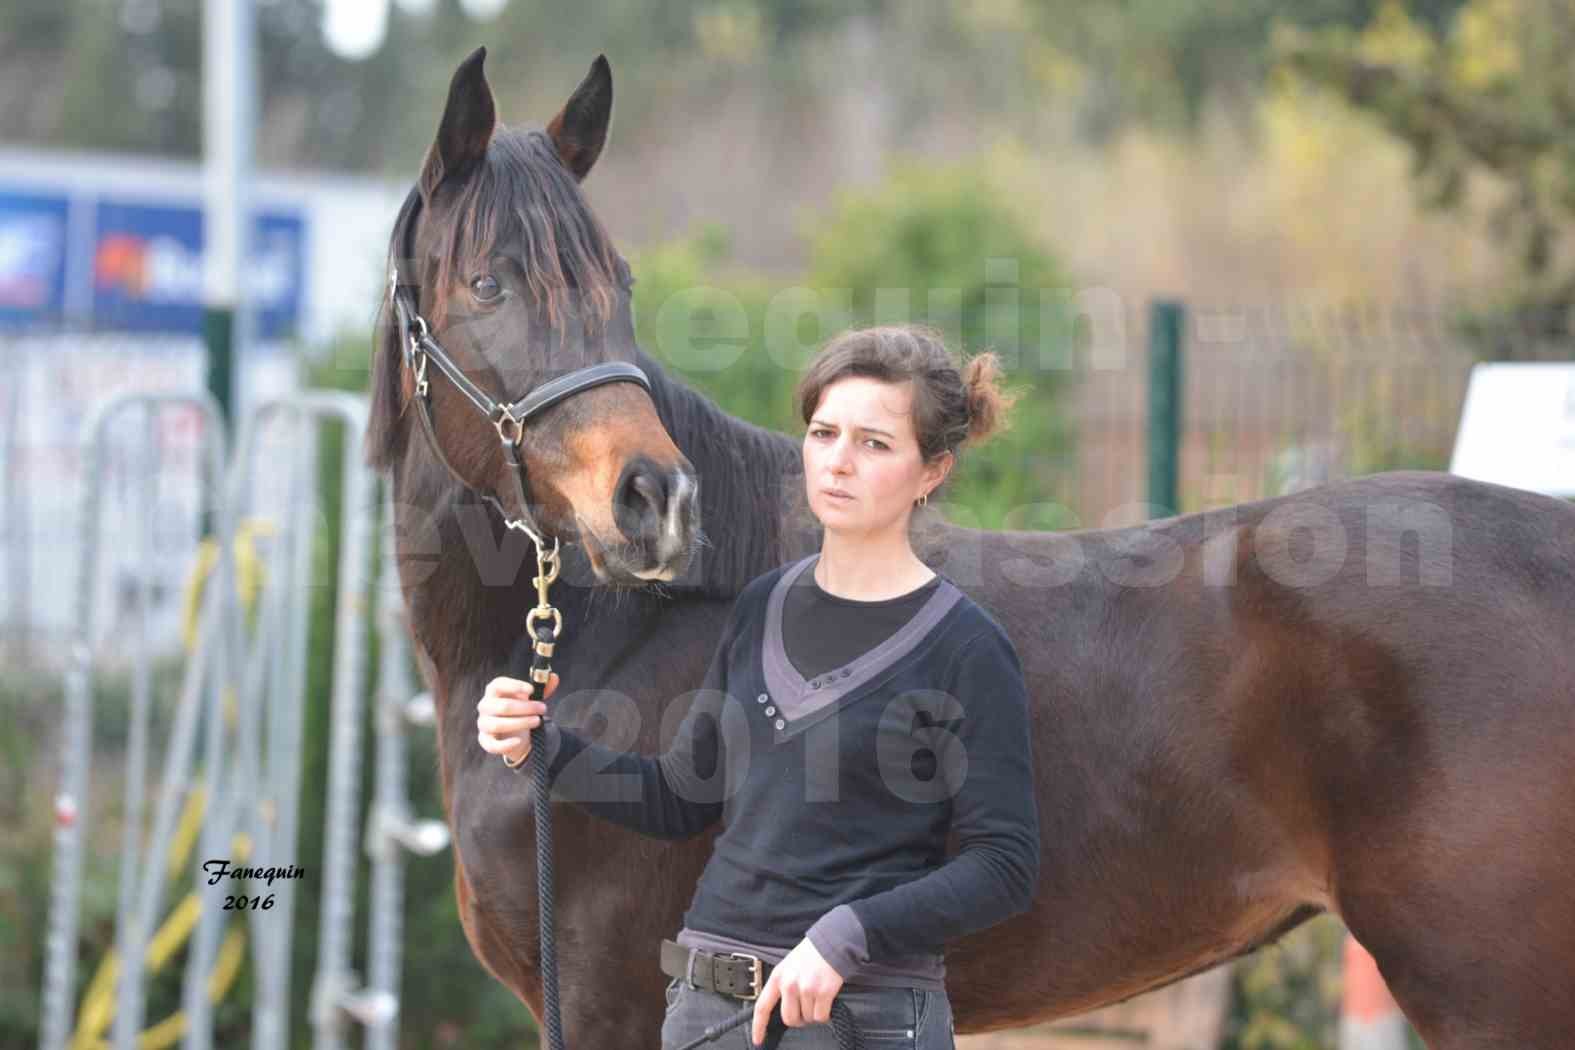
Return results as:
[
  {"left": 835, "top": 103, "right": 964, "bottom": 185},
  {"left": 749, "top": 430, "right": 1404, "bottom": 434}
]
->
[{"left": 477, "top": 324, "right": 1040, "bottom": 1049}]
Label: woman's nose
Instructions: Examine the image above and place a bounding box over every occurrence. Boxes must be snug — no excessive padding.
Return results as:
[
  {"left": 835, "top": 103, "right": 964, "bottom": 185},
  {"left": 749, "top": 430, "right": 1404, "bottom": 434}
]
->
[{"left": 825, "top": 438, "right": 852, "bottom": 471}]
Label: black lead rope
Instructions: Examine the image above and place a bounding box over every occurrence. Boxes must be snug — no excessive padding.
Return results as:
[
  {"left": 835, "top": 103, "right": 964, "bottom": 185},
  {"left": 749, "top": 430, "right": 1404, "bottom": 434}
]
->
[{"left": 526, "top": 634, "right": 565, "bottom": 1050}]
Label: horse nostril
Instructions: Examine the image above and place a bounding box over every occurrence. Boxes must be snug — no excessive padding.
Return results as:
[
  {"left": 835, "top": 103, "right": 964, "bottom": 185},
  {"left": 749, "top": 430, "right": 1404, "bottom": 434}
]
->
[{"left": 614, "top": 460, "right": 667, "bottom": 540}]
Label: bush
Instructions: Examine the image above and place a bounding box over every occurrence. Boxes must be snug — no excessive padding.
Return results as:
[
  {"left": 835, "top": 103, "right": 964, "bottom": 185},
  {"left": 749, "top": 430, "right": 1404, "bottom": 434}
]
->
[{"left": 807, "top": 161, "right": 1080, "bottom": 529}]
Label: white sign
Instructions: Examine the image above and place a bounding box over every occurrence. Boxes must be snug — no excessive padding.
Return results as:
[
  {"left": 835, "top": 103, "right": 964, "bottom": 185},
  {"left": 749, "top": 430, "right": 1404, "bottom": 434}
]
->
[{"left": 1450, "top": 362, "right": 1575, "bottom": 498}]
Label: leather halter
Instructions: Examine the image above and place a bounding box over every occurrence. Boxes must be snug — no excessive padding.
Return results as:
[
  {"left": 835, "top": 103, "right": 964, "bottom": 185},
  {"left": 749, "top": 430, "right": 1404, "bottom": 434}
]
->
[{"left": 386, "top": 211, "right": 652, "bottom": 552}]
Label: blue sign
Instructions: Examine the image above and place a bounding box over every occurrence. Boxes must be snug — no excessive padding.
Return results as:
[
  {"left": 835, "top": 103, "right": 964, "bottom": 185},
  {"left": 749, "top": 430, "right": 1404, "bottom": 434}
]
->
[
  {"left": 0, "top": 191, "right": 69, "bottom": 327},
  {"left": 92, "top": 200, "right": 304, "bottom": 339},
  {"left": 252, "top": 212, "right": 305, "bottom": 341}
]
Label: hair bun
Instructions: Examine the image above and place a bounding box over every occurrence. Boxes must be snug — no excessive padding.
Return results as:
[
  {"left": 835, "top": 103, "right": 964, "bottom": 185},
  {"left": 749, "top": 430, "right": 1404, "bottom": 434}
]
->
[{"left": 960, "top": 350, "right": 1017, "bottom": 446}]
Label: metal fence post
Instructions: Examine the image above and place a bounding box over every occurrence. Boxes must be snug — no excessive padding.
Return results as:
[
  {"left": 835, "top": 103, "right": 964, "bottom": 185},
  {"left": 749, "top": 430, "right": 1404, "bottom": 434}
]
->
[{"left": 1147, "top": 299, "right": 1185, "bottom": 519}]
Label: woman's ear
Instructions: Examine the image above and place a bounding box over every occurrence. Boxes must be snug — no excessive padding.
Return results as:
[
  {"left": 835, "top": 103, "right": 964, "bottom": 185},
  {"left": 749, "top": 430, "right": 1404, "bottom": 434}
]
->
[{"left": 919, "top": 450, "right": 953, "bottom": 500}]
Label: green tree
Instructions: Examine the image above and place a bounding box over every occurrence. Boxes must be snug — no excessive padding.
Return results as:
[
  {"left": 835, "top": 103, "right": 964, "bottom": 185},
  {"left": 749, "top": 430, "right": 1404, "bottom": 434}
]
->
[{"left": 1281, "top": 0, "right": 1575, "bottom": 351}]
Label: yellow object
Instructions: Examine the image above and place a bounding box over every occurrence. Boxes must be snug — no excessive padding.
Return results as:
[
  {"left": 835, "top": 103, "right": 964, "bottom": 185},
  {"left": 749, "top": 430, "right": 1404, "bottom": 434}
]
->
[
  {"left": 75, "top": 923, "right": 247, "bottom": 1050},
  {"left": 180, "top": 518, "right": 278, "bottom": 652},
  {"left": 77, "top": 513, "right": 287, "bottom": 1046},
  {"left": 69, "top": 788, "right": 253, "bottom": 1050}
]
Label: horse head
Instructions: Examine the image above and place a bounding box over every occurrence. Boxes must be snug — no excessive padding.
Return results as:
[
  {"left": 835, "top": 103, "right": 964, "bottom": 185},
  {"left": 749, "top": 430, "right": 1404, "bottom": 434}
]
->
[{"left": 367, "top": 46, "right": 700, "bottom": 585}]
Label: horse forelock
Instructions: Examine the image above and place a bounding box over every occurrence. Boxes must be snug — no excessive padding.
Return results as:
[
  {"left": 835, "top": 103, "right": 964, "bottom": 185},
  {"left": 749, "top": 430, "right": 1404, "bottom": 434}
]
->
[{"left": 426, "top": 128, "right": 624, "bottom": 333}]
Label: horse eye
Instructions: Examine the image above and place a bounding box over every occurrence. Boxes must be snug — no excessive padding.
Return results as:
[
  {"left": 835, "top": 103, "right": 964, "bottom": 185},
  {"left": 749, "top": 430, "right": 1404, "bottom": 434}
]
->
[{"left": 470, "top": 274, "right": 502, "bottom": 303}]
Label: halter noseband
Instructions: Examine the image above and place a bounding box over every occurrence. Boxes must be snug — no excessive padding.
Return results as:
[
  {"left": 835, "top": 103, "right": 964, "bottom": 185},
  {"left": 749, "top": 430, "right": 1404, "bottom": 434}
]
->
[{"left": 386, "top": 225, "right": 652, "bottom": 555}]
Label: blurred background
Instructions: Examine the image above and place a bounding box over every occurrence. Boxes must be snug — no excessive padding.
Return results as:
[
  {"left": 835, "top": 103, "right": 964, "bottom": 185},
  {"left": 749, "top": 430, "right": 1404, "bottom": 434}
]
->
[{"left": 4, "top": 1, "right": 1574, "bottom": 1047}]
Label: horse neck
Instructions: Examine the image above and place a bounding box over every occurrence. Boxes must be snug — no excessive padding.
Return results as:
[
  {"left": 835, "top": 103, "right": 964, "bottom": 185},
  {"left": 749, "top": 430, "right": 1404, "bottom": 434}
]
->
[
  {"left": 389, "top": 461, "right": 534, "bottom": 676},
  {"left": 636, "top": 347, "right": 817, "bottom": 596}
]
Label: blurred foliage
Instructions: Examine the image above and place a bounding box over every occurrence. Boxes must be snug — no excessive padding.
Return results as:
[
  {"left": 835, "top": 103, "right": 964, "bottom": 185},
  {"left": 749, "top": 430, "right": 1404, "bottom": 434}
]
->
[
  {"left": 1223, "top": 915, "right": 1427, "bottom": 1050},
  {"left": 0, "top": 0, "right": 1477, "bottom": 171},
  {"left": 1280, "top": 0, "right": 1575, "bottom": 351},
  {"left": 1223, "top": 915, "right": 1344, "bottom": 1050},
  {"left": 1013, "top": 0, "right": 1468, "bottom": 139}
]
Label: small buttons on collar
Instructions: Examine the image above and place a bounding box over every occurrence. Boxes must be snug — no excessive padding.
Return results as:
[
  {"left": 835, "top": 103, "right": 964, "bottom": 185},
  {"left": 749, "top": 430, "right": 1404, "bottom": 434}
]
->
[
  {"left": 757, "top": 693, "right": 768, "bottom": 704},
  {"left": 765, "top": 706, "right": 775, "bottom": 716},
  {"left": 774, "top": 718, "right": 785, "bottom": 730}
]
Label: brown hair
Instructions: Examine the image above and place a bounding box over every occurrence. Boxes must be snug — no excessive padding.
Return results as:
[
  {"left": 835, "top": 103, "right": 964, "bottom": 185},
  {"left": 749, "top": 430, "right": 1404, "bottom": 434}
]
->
[{"left": 795, "top": 324, "right": 1019, "bottom": 491}]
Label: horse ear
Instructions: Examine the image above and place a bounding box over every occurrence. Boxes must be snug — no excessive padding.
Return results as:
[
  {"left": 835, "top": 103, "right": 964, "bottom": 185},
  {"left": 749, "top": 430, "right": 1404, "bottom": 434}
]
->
[
  {"left": 545, "top": 55, "right": 612, "bottom": 182},
  {"left": 419, "top": 46, "right": 497, "bottom": 200}
]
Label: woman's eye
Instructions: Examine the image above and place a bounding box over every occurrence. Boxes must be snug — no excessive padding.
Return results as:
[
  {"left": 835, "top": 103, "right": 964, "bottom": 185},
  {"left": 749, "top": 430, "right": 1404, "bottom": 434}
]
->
[
  {"left": 470, "top": 274, "right": 502, "bottom": 302},
  {"left": 810, "top": 428, "right": 886, "bottom": 450}
]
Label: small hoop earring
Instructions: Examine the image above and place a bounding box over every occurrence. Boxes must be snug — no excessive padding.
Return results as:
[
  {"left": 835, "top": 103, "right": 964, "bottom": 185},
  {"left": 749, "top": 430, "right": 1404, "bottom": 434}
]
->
[{"left": 916, "top": 493, "right": 928, "bottom": 507}]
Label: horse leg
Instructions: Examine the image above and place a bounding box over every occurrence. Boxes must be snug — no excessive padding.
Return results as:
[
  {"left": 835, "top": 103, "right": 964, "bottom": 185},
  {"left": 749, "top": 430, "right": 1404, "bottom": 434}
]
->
[{"left": 1332, "top": 753, "right": 1575, "bottom": 1048}]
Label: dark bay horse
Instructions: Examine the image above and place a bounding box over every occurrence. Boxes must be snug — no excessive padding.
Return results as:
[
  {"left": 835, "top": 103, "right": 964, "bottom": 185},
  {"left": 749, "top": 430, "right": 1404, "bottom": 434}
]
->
[{"left": 366, "top": 47, "right": 1575, "bottom": 1049}]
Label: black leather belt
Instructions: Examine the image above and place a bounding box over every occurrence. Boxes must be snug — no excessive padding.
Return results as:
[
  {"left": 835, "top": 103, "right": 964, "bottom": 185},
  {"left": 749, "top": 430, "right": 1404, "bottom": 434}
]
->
[{"left": 660, "top": 939, "right": 776, "bottom": 1001}]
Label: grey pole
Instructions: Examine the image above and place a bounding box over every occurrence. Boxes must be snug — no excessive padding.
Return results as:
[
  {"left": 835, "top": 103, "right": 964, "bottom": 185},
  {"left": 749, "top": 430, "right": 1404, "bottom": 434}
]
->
[
  {"left": 253, "top": 417, "right": 318, "bottom": 1050},
  {"left": 202, "top": 0, "right": 254, "bottom": 436},
  {"left": 361, "top": 486, "right": 450, "bottom": 1050},
  {"left": 110, "top": 405, "right": 163, "bottom": 1050}
]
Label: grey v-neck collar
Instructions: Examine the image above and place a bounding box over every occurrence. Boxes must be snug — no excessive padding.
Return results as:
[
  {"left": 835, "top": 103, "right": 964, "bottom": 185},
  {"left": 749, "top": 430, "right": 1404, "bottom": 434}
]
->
[{"left": 761, "top": 554, "right": 963, "bottom": 728}]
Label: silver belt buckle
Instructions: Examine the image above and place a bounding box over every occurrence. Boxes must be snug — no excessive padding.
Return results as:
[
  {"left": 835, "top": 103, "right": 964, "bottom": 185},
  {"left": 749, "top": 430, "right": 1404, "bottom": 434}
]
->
[{"left": 725, "top": 951, "right": 763, "bottom": 1000}]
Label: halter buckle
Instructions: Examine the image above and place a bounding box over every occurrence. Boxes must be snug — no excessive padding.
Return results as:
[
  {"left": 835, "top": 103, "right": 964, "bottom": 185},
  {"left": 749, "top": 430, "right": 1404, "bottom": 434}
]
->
[{"left": 494, "top": 407, "right": 523, "bottom": 445}]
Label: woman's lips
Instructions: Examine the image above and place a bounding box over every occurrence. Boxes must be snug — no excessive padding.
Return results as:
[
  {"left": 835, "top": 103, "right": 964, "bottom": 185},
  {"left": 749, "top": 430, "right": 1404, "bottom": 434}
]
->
[{"left": 823, "top": 490, "right": 854, "bottom": 501}]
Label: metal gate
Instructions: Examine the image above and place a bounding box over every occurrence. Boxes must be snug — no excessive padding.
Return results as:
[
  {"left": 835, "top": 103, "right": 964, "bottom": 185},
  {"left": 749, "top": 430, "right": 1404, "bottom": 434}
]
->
[{"left": 39, "top": 391, "right": 446, "bottom": 1050}]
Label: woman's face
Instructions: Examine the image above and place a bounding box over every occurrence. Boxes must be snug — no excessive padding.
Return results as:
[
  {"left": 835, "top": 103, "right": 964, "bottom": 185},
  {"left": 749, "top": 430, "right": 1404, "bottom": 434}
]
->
[{"left": 803, "top": 376, "right": 949, "bottom": 536}]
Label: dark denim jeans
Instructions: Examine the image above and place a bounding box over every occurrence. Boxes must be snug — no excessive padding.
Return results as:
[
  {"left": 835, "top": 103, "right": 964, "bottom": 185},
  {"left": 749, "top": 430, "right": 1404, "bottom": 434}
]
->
[{"left": 661, "top": 976, "right": 955, "bottom": 1050}]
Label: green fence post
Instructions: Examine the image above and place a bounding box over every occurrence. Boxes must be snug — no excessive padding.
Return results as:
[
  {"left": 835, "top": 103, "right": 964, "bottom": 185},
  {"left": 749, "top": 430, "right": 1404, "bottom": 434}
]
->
[
  {"left": 202, "top": 306, "right": 234, "bottom": 539},
  {"left": 204, "top": 306, "right": 235, "bottom": 435},
  {"left": 1147, "top": 300, "right": 1184, "bottom": 519}
]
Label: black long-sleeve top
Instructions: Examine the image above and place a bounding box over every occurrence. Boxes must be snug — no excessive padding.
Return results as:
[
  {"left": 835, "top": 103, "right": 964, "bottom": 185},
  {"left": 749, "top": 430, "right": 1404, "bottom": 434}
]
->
[{"left": 520, "top": 554, "right": 1041, "bottom": 989}]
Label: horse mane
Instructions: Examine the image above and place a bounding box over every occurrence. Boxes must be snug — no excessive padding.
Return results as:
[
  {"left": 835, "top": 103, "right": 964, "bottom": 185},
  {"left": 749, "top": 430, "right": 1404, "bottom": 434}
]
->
[
  {"left": 635, "top": 350, "right": 810, "bottom": 598},
  {"left": 364, "top": 187, "right": 420, "bottom": 472}
]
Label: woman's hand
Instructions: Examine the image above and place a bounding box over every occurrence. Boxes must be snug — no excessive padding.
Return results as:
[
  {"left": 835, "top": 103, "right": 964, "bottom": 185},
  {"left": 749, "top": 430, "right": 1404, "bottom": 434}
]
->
[
  {"left": 750, "top": 938, "right": 844, "bottom": 1047},
  {"left": 476, "top": 672, "right": 560, "bottom": 765}
]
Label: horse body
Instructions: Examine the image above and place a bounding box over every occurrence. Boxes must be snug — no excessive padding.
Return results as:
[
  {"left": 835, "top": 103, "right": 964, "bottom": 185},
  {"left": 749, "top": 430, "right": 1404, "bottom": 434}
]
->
[
  {"left": 376, "top": 48, "right": 1575, "bottom": 1049},
  {"left": 936, "top": 472, "right": 1575, "bottom": 1044}
]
